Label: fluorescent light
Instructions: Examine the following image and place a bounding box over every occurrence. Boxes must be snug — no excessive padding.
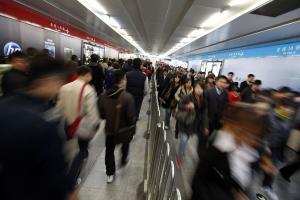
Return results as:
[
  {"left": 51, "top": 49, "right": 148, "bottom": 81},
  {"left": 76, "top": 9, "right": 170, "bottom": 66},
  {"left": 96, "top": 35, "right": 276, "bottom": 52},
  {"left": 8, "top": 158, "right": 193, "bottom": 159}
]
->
[
  {"left": 229, "top": 0, "right": 251, "bottom": 7},
  {"left": 109, "top": 17, "right": 120, "bottom": 28},
  {"left": 119, "top": 29, "right": 128, "bottom": 35},
  {"left": 180, "top": 37, "right": 192, "bottom": 43},
  {"left": 86, "top": 0, "right": 108, "bottom": 14},
  {"left": 201, "top": 12, "right": 223, "bottom": 28},
  {"left": 188, "top": 29, "right": 203, "bottom": 38}
]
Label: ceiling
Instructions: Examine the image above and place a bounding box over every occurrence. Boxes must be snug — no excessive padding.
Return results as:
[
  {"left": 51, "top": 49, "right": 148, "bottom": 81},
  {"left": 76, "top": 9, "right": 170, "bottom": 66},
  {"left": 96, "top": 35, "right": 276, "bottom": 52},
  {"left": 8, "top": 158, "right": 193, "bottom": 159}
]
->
[{"left": 12, "top": 0, "right": 300, "bottom": 57}]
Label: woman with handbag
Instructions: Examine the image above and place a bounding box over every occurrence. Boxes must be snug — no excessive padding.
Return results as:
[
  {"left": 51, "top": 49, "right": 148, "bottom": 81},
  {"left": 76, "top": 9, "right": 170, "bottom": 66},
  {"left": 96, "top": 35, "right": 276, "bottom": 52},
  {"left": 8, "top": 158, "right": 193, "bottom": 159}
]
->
[
  {"left": 159, "top": 74, "right": 181, "bottom": 130},
  {"left": 174, "top": 78, "right": 193, "bottom": 138},
  {"left": 175, "top": 82, "right": 204, "bottom": 167}
]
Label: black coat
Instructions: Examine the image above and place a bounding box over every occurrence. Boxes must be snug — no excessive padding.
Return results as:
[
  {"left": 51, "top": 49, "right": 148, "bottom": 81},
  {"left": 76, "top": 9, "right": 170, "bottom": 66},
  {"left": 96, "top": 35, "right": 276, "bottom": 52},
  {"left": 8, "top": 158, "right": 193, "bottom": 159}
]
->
[
  {"left": 87, "top": 62, "right": 105, "bottom": 95},
  {"left": 241, "top": 87, "right": 256, "bottom": 103},
  {"left": 192, "top": 146, "right": 243, "bottom": 200},
  {"left": 239, "top": 81, "right": 251, "bottom": 93},
  {"left": 160, "top": 82, "right": 180, "bottom": 108},
  {"left": 1, "top": 68, "right": 28, "bottom": 96},
  {"left": 126, "top": 69, "right": 146, "bottom": 103},
  {"left": 0, "top": 94, "right": 71, "bottom": 200},
  {"left": 204, "top": 87, "right": 228, "bottom": 131}
]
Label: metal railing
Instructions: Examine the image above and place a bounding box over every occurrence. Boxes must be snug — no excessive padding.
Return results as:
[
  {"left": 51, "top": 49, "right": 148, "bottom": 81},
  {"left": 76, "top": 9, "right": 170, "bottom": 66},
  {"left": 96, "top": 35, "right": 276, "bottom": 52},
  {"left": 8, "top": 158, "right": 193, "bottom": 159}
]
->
[{"left": 144, "top": 74, "right": 185, "bottom": 200}]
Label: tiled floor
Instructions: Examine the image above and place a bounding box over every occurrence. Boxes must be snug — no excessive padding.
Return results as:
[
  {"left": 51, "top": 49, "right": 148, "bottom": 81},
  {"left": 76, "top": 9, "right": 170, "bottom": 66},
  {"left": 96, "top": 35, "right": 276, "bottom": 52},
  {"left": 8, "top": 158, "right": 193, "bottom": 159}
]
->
[{"left": 78, "top": 98, "right": 148, "bottom": 200}]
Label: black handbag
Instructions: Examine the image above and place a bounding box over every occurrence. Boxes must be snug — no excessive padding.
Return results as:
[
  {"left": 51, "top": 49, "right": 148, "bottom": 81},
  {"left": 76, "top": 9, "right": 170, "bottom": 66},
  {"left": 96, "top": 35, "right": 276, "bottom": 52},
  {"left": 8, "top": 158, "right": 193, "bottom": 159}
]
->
[{"left": 114, "top": 92, "right": 136, "bottom": 145}]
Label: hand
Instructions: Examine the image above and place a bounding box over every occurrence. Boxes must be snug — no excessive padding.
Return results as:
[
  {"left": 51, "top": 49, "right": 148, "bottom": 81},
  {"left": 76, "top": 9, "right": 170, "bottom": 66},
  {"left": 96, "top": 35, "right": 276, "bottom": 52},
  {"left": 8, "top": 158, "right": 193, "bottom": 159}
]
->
[
  {"left": 67, "top": 192, "right": 79, "bottom": 200},
  {"left": 204, "top": 128, "right": 209, "bottom": 136},
  {"left": 260, "top": 157, "right": 277, "bottom": 176},
  {"left": 234, "top": 191, "right": 249, "bottom": 200}
]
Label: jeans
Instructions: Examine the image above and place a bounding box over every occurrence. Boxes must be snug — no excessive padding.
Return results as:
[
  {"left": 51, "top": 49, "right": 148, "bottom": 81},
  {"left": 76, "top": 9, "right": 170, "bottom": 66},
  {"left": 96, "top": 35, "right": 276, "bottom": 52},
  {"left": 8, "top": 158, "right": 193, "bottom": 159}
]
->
[
  {"left": 164, "top": 108, "right": 172, "bottom": 127},
  {"left": 105, "top": 135, "right": 130, "bottom": 176},
  {"left": 262, "top": 147, "right": 281, "bottom": 188},
  {"left": 68, "top": 138, "right": 89, "bottom": 188},
  {"left": 178, "top": 132, "right": 189, "bottom": 159}
]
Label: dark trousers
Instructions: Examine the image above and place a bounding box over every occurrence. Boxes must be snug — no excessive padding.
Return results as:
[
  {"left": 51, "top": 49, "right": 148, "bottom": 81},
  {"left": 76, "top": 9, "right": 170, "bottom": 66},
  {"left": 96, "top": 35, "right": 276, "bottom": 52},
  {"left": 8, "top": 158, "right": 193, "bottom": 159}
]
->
[
  {"left": 68, "top": 138, "right": 89, "bottom": 188},
  {"left": 134, "top": 97, "right": 144, "bottom": 119},
  {"left": 280, "top": 160, "right": 300, "bottom": 179},
  {"left": 262, "top": 147, "right": 282, "bottom": 188},
  {"left": 105, "top": 135, "right": 130, "bottom": 176}
]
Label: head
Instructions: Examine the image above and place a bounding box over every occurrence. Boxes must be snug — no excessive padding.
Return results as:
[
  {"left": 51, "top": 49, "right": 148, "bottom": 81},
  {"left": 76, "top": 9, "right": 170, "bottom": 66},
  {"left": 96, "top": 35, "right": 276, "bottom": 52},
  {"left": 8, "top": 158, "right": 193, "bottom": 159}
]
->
[
  {"left": 277, "top": 98, "right": 295, "bottom": 119},
  {"left": 200, "top": 72, "right": 206, "bottom": 78},
  {"left": 251, "top": 80, "right": 262, "bottom": 92},
  {"left": 227, "top": 72, "right": 234, "bottom": 81},
  {"left": 27, "top": 55, "right": 65, "bottom": 99},
  {"left": 133, "top": 58, "right": 142, "bottom": 69},
  {"left": 223, "top": 103, "right": 269, "bottom": 147},
  {"left": 90, "top": 54, "right": 99, "bottom": 63},
  {"left": 113, "top": 62, "right": 121, "bottom": 69},
  {"left": 278, "top": 86, "right": 293, "bottom": 98},
  {"left": 247, "top": 74, "right": 255, "bottom": 82},
  {"left": 215, "top": 75, "right": 228, "bottom": 90},
  {"left": 174, "top": 74, "right": 181, "bottom": 84},
  {"left": 114, "top": 70, "right": 126, "bottom": 88},
  {"left": 71, "top": 55, "right": 78, "bottom": 62},
  {"left": 193, "top": 82, "right": 204, "bottom": 96},
  {"left": 229, "top": 84, "right": 239, "bottom": 92},
  {"left": 127, "top": 59, "right": 133, "bottom": 66},
  {"left": 163, "top": 69, "right": 168, "bottom": 77},
  {"left": 183, "top": 78, "right": 192, "bottom": 89},
  {"left": 8, "top": 51, "right": 28, "bottom": 71},
  {"left": 77, "top": 66, "right": 92, "bottom": 82}
]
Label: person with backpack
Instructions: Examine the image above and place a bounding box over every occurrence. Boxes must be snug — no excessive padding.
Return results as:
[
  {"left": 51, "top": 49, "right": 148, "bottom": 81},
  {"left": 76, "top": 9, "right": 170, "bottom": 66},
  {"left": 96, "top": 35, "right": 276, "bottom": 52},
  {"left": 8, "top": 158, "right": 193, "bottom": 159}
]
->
[
  {"left": 99, "top": 70, "right": 136, "bottom": 183},
  {"left": 55, "top": 66, "right": 100, "bottom": 188},
  {"left": 175, "top": 82, "right": 204, "bottom": 167}
]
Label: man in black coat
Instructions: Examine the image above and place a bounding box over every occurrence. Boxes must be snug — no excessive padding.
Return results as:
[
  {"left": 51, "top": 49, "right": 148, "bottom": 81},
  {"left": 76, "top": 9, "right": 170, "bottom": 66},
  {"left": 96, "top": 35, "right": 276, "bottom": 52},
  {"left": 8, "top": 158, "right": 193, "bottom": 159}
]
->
[
  {"left": 87, "top": 54, "right": 105, "bottom": 96},
  {"left": 204, "top": 75, "right": 228, "bottom": 135},
  {"left": 239, "top": 73, "right": 255, "bottom": 93},
  {"left": 126, "top": 58, "right": 146, "bottom": 119},
  {"left": 0, "top": 56, "right": 75, "bottom": 200},
  {"left": 241, "top": 80, "right": 262, "bottom": 103},
  {"left": 1, "top": 51, "right": 29, "bottom": 96}
]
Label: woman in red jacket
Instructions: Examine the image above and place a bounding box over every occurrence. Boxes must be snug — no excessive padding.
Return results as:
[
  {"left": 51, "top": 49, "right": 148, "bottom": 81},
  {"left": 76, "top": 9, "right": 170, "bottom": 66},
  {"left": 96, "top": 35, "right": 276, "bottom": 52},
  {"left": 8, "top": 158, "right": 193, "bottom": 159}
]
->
[{"left": 228, "top": 84, "right": 241, "bottom": 107}]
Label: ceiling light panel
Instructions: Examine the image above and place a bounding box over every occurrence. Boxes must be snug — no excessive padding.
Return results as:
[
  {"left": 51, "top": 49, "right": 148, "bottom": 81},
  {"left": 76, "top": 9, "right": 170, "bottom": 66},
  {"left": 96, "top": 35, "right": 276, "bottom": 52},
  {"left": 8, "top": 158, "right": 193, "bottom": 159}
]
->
[
  {"left": 163, "top": 0, "right": 273, "bottom": 57},
  {"left": 76, "top": 0, "right": 145, "bottom": 54}
]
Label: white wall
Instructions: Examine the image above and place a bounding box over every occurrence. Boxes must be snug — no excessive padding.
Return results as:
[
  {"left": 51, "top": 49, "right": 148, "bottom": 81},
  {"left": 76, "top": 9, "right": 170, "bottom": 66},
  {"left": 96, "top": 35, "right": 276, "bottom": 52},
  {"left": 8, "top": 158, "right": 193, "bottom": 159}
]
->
[
  {"left": 221, "top": 56, "right": 300, "bottom": 91},
  {"left": 105, "top": 47, "right": 119, "bottom": 59}
]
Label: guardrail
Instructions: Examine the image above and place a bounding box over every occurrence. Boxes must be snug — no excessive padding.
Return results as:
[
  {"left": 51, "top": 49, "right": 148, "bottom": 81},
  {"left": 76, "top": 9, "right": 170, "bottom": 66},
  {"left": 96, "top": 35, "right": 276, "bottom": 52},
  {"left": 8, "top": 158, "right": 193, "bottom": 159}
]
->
[{"left": 144, "top": 74, "right": 185, "bottom": 200}]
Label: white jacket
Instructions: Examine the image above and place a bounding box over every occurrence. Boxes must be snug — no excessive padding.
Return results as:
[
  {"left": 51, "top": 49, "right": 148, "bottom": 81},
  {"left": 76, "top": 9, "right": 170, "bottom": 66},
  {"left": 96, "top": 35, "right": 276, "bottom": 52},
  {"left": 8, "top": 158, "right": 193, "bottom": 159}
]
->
[{"left": 55, "top": 79, "right": 100, "bottom": 126}]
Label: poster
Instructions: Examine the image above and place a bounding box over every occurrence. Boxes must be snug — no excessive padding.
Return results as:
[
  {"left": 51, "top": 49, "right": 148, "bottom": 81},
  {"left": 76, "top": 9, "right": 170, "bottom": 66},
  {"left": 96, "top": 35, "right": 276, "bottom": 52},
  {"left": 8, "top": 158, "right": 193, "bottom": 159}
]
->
[
  {"left": 44, "top": 39, "right": 55, "bottom": 58},
  {"left": 64, "top": 47, "right": 73, "bottom": 60}
]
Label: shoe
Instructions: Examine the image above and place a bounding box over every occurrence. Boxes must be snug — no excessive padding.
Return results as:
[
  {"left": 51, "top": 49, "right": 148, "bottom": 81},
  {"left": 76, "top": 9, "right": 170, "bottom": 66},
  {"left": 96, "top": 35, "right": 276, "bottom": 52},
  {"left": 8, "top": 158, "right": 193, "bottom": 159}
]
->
[
  {"left": 107, "top": 175, "right": 115, "bottom": 184},
  {"left": 120, "top": 159, "right": 130, "bottom": 168},
  {"left": 262, "top": 187, "right": 279, "bottom": 200},
  {"left": 165, "top": 126, "right": 169, "bottom": 130},
  {"left": 279, "top": 167, "right": 291, "bottom": 182}
]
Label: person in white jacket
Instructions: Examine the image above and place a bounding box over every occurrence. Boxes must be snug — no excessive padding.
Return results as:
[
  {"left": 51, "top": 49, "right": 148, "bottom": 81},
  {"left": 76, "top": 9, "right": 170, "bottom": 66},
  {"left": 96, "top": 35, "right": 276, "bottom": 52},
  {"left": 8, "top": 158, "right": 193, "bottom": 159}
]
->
[{"left": 55, "top": 65, "right": 100, "bottom": 188}]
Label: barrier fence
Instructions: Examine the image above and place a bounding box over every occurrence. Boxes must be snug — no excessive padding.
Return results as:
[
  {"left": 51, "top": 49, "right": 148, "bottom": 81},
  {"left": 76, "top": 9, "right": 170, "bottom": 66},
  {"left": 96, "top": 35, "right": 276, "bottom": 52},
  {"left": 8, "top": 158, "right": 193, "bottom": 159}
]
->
[{"left": 144, "top": 74, "right": 185, "bottom": 200}]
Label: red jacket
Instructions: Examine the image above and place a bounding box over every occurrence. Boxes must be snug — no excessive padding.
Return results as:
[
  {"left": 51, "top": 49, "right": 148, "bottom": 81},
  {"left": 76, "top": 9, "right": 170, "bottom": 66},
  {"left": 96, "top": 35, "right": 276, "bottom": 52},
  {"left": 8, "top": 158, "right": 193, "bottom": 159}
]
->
[{"left": 228, "top": 91, "right": 241, "bottom": 106}]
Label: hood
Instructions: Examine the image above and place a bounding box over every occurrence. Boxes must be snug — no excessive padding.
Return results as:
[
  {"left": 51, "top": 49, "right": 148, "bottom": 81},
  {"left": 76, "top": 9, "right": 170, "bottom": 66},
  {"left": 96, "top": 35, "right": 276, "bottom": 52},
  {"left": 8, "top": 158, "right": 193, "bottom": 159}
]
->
[{"left": 106, "top": 85, "right": 124, "bottom": 99}]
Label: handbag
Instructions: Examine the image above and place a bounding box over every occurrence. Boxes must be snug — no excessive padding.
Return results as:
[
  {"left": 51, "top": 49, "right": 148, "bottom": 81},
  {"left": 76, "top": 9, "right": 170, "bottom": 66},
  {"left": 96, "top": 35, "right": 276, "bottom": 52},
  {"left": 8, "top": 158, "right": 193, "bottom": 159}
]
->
[
  {"left": 66, "top": 83, "right": 98, "bottom": 140},
  {"left": 113, "top": 91, "right": 136, "bottom": 145},
  {"left": 174, "top": 104, "right": 196, "bottom": 125}
]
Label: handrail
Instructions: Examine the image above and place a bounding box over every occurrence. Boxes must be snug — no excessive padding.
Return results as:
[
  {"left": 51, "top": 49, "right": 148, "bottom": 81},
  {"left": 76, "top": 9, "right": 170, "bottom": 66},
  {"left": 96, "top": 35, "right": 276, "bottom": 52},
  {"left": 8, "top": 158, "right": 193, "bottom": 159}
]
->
[{"left": 144, "top": 73, "right": 186, "bottom": 200}]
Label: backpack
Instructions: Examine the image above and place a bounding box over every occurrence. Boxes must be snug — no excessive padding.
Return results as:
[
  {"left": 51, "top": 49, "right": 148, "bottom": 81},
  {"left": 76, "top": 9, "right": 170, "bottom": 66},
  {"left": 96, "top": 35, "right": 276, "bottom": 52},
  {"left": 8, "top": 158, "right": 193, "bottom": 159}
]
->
[{"left": 105, "top": 68, "right": 115, "bottom": 90}]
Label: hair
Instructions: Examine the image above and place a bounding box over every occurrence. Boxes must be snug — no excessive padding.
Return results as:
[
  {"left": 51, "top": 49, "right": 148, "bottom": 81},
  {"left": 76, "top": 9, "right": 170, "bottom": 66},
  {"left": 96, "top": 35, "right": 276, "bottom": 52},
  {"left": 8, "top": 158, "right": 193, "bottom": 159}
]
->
[
  {"left": 77, "top": 66, "right": 91, "bottom": 76},
  {"left": 253, "top": 80, "right": 262, "bottom": 86},
  {"left": 229, "top": 84, "right": 238, "bottom": 92},
  {"left": 216, "top": 75, "right": 228, "bottom": 82},
  {"left": 113, "top": 62, "right": 121, "bottom": 69},
  {"left": 223, "top": 102, "right": 269, "bottom": 138},
  {"left": 71, "top": 55, "right": 78, "bottom": 61},
  {"left": 8, "top": 51, "right": 26, "bottom": 61},
  {"left": 133, "top": 58, "right": 142, "bottom": 69},
  {"left": 278, "top": 86, "right": 292, "bottom": 93},
  {"left": 90, "top": 54, "right": 99, "bottom": 62},
  {"left": 248, "top": 74, "right": 255, "bottom": 78},
  {"left": 114, "top": 69, "right": 125, "bottom": 84},
  {"left": 183, "top": 77, "right": 192, "bottom": 85},
  {"left": 189, "top": 69, "right": 195, "bottom": 74},
  {"left": 279, "top": 97, "right": 296, "bottom": 108},
  {"left": 28, "top": 55, "right": 65, "bottom": 83},
  {"left": 127, "top": 59, "right": 133, "bottom": 66},
  {"left": 228, "top": 72, "right": 234, "bottom": 76}
]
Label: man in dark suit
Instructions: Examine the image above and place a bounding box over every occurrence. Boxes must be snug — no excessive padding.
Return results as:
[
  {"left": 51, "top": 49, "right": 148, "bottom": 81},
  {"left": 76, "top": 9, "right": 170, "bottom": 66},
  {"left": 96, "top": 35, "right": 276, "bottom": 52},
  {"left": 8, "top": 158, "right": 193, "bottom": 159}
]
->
[
  {"left": 204, "top": 75, "right": 229, "bottom": 136},
  {"left": 126, "top": 58, "right": 147, "bottom": 119},
  {"left": 241, "top": 80, "right": 262, "bottom": 103},
  {"left": 239, "top": 74, "right": 255, "bottom": 93}
]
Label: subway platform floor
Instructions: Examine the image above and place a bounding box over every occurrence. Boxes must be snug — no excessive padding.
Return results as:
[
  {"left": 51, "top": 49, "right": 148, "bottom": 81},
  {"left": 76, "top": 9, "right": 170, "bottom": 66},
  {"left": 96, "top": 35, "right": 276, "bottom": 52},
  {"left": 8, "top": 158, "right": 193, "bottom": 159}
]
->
[{"left": 78, "top": 99, "right": 149, "bottom": 200}]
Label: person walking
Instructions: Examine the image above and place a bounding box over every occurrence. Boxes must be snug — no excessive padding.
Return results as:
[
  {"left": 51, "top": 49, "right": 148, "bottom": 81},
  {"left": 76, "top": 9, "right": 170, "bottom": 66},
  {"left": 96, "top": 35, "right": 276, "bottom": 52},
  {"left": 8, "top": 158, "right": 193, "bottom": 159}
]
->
[
  {"left": 240, "top": 73, "right": 255, "bottom": 93},
  {"left": 175, "top": 82, "right": 205, "bottom": 167},
  {"left": 241, "top": 80, "right": 262, "bottom": 103},
  {"left": 55, "top": 66, "right": 100, "bottom": 188},
  {"left": 126, "top": 58, "right": 147, "bottom": 119},
  {"left": 99, "top": 70, "right": 136, "bottom": 183},
  {"left": 87, "top": 54, "right": 105, "bottom": 96}
]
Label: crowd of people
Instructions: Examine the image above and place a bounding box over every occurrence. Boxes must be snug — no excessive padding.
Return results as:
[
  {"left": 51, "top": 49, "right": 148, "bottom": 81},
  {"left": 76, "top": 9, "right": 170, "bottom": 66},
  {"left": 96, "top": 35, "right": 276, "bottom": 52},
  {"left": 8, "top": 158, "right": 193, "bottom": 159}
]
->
[
  {"left": 0, "top": 48, "right": 299, "bottom": 200},
  {"left": 156, "top": 65, "right": 300, "bottom": 200},
  {"left": 0, "top": 49, "right": 153, "bottom": 200}
]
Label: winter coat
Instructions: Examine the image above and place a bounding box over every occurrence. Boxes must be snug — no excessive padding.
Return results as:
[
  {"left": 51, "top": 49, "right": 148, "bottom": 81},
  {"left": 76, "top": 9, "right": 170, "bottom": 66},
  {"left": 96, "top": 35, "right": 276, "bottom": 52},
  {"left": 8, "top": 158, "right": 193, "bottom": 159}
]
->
[{"left": 99, "top": 86, "right": 136, "bottom": 136}]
